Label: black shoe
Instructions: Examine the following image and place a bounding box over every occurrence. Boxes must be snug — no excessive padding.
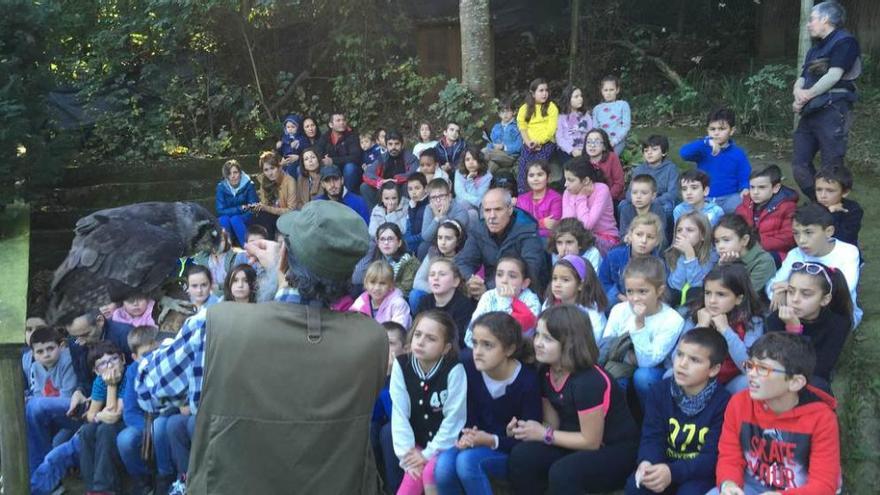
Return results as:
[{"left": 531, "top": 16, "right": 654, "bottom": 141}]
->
[
  {"left": 154, "top": 475, "right": 174, "bottom": 495},
  {"left": 130, "top": 476, "right": 153, "bottom": 495}
]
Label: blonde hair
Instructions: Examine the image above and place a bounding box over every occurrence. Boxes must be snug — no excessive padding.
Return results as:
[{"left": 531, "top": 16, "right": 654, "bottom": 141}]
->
[
  {"left": 627, "top": 212, "right": 665, "bottom": 246},
  {"left": 665, "top": 211, "right": 713, "bottom": 270},
  {"left": 364, "top": 260, "right": 395, "bottom": 286}
]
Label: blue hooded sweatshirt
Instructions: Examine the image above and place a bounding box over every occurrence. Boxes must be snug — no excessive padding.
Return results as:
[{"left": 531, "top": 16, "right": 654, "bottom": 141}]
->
[
  {"left": 215, "top": 171, "right": 259, "bottom": 218},
  {"left": 278, "top": 114, "right": 311, "bottom": 174}
]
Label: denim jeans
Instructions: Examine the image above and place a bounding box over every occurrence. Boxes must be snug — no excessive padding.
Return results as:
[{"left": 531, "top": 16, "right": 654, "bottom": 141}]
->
[
  {"left": 709, "top": 192, "right": 743, "bottom": 214},
  {"left": 117, "top": 425, "right": 149, "bottom": 477},
  {"left": 30, "top": 433, "right": 80, "bottom": 495},
  {"left": 434, "top": 446, "right": 509, "bottom": 495},
  {"left": 79, "top": 421, "right": 124, "bottom": 492},
  {"left": 342, "top": 162, "right": 363, "bottom": 195},
  {"left": 167, "top": 414, "right": 196, "bottom": 474},
  {"left": 153, "top": 413, "right": 176, "bottom": 476},
  {"left": 379, "top": 422, "right": 403, "bottom": 494},
  {"left": 25, "top": 396, "right": 81, "bottom": 475},
  {"left": 633, "top": 366, "right": 665, "bottom": 408}
]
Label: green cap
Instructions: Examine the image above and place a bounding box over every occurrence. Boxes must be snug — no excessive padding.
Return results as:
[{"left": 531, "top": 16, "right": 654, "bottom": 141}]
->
[{"left": 276, "top": 201, "right": 369, "bottom": 282}]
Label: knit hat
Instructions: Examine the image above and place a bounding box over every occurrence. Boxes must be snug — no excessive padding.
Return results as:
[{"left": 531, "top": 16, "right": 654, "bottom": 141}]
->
[{"left": 276, "top": 201, "right": 369, "bottom": 282}]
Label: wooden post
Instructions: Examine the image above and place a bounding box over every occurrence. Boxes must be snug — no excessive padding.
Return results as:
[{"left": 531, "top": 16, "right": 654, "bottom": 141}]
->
[
  {"left": 0, "top": 204, "right": 31, "bottom": 495},
  {"left": 795, "top": 0, "right": 815, "bottom": 129},
  {"left": 568, "top": 0, "right": 581, "bottom": 82}
]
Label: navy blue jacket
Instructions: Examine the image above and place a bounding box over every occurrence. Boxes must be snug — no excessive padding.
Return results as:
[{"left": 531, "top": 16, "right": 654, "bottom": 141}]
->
[
  {"left": 404, "top": 196, "right": 430, "bottom": 252},
  {"left": 463, "top": 359, "right": 542, "bottom": 453},
  {"left": 831, "top": 198, "right": 862, "bottom": 246},
  {"left": 638, "top": 377, "right": 730, "bottom": 484}
]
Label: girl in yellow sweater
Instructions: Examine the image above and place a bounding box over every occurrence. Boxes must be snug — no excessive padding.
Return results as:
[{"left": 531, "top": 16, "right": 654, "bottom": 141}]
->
[{"left": 516, "top": 78, "right": 559, "bottom": 194}]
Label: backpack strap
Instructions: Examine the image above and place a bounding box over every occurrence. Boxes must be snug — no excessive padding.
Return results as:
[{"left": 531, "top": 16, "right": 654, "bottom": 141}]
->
[{"left": 306, "top": 300, "right": 323, "bottom": 344}]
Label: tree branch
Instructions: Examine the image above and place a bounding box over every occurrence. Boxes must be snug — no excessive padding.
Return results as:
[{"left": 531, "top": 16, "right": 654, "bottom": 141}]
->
[
  {"left": 607, "top": 39, "right": 690, "bottom": 91},
  {"left": 239, "top": 19, "right": 275, "bottom": 123}
]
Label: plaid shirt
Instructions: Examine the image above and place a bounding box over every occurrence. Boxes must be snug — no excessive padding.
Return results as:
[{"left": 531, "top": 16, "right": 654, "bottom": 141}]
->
[{"left": 135, "top": 288, "right": 303, "bottom": 414}]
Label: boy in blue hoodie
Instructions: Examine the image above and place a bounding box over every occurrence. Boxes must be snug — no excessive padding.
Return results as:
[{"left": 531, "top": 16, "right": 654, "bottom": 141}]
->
[
  {"left": 626, "top": 326, "right": 731, "bottom": 495},
  {"left": 621, "top": 135, "right": 680, "bottom": 221},
  {"left": 680, "top": 108, "right": 751, "bottom": 213},
  {"left": 276, "top": 114, "right": 310, "bottom": 177},
  {"left": 27, "top": 326, "right": 77, "bottom": 401}
]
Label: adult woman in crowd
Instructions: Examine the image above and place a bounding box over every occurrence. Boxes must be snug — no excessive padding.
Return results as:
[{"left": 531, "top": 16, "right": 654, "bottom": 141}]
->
[
  {"left": 251, "top": 151, "right": 299, "bottom": 238},
  {"left": 215, "top": 159, "right": 259, "bottom": 247}
]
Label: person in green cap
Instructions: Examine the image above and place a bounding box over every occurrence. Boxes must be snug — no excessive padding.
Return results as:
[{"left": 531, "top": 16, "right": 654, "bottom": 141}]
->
[{"left": 135, "top": 200, "right": 389, "bottom": 494}]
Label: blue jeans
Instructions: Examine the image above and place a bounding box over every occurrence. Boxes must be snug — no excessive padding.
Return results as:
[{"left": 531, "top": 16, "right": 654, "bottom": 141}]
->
[
  {"left": 709, "top": 193, "right": 743, "bottom": 214},
  {"left": 79, "top": 420, "right": 124, "bottom": 492},
  {"left": 633, "top": 366, "right": 665, "bottom": 408},
  {"left": 379, "top": 422, "right": 404, "bottom": 494},
  {"left": 153, "top": 413, "right": 176, "bottom": 476},
  {"left": 25, "top": 397, "right": 81, "bottom": 475},
  {"left": 435, "top": 446, "right": 509, "bottom": 495},
  {"left": 117, "top": 425, "right": 149, "bottom": 477},
  {"left": 342, "top": 162, "right": 363, "bottom": 195},
  {"left": 625, "top": 473, "right": 714, "bottom": 495},
  {"left": 31, "top": 433, "right": 80, "bottom": 495},
  {"left": 168, "top": 414, "right": 196, "bottom": 474},
  {"left": 218, "top": 213, "right": 251, "bottom": 247}
]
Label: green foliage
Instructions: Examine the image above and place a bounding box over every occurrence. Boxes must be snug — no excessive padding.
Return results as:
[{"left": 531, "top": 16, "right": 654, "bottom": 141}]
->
[{"left": 429, "top": 80, "right": 494, "bottom": 143}]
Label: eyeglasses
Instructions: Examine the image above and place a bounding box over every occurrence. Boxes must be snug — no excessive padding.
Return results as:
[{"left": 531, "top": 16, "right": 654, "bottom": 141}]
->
[
  {"left": 585, "top": 139, "right": 603, "bottom": 146},
  {"left": 429, "top": 194, "right": 449, "bottom": 202},
  {"left": 742, "top": 360, "right": 787, "bottom": 377},
  {"left": 95, "top": 355, "right": 122, "bottom": 370},
  {"left": 791, "top": 261, "right": 833, "bottom": 291},
  {"left": 378, "top": 236, "right": 399, "bottom": 243}
]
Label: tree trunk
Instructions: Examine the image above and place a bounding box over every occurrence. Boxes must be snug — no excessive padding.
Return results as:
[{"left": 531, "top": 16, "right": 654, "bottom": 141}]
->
[
  {"left": 460, "top": 0, "right": 495, "bottom": 98},
  {"left": 795, "top": 0, "right": 814, "bottom": 128},
  {"left": 568, "top": 0, "right": 581, "bottom": 82}
]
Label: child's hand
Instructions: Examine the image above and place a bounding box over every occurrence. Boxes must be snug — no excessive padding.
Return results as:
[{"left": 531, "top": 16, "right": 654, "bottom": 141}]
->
[
  {"left": 496, "top": 282, "right": 518, "bottom": 299},
  {"left": 708, "top": 138, "right": 722, "bottom": 156},
  {"left": 769, "top": 282, "right": 788, "bottom": 311},
  {"left": 641, "top": 463, "right": 672, "bottom": 492},
  {"left": 720, "top": 481, "right": 745, "bottom": 495},
  {"left": 632, "top": 302, "right": 648, "bottom": 328},
  {"left": 402, "top": 448, "right": 427, "bottom": 474},
  {"left": 672, "top": 235, "right": 696, "bottom": 260},
  {"left": 543, "top": 217, "right": 557, "bottom": 230},
  {"left": 778, "top": 306, "right": 801, "bottom": 328},
  {"left": 510, "top": 419, "right": 544, "bottom": 442},
  {"left": 276, "top": 140, "right": 282, "bottom": 149},
  {"left": 67, "top": 390, "right": 88, "bottom": 418},
  {"left": 718, "top": 250, "right": 741, "bottom": 264},
  {"left": 826, "top": 202, "right": 848, "bottom": 213},
  {"left": 617, "top": 293, "right": 628, "bottom": 302},
  {"left": 634, "top": 461, "right": 651, "bottom": 488},
  {"left": 696, "top": 307, "right": 713, "bottom": 327},
  {"left": 711, "top": 313, "right": 730, "bottom": 332},
  {"left": 466, "top": 275, "right": 487, "bottom": 299},
  {"left": 180, "top": 405, "right": 191, "bottom": 416},
  {"left": 506, "top": 416, "right": 519, "bottom": 437},
  {"left": 101, "top": 367, "right": 122, "bottom": 386},
  {"left": 740, "top": 189, "right": 750, "bottom": 199}
]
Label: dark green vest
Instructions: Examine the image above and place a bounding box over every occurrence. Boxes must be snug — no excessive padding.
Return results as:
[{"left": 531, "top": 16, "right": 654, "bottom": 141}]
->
[{"left": 187, "top": 301, "right": 388, "bottom": 494}]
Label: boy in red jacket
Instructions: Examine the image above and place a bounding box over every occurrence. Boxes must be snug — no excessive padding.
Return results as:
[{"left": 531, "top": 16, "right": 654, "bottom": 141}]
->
[
  {"left": 716, "top": 332, "right": 840, "bottom": 495},
  {"left": 735, "top": 165, "right": 798, "bottom": 264}
]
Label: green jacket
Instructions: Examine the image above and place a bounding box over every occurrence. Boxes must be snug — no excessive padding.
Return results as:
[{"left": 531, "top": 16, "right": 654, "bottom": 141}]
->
[
  {"left": 187, "top": 301, "right": 388, "bottom": 494},
  {"left": 741, "top": 244, "right": 777, "bottom": 294}
]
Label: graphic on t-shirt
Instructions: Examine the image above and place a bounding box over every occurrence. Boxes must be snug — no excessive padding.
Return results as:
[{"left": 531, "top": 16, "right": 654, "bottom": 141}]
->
[
  {"left": 740, "top": 423, "right": 811, "bottom": 491},
  {"left": 43, "top": 378, "right": 60, "bottom": 397}
]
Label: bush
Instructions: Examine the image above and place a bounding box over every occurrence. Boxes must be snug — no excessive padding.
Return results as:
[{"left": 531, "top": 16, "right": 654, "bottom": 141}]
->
[{"left": 428, "top": 80, "right": 494, "bottom": 143}]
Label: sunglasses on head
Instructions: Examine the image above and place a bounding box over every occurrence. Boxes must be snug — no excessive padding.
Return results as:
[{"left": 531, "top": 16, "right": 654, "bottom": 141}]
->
[{"left": 791, "top": 261, "right": 833, "bottom": 291}]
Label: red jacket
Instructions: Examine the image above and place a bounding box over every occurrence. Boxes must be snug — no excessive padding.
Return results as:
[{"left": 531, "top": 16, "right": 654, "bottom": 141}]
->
[
  {"left": 735, "top": 186, "right": 798, "bottom": 260},
  {"left": 592, "top": 152, "right": 626, "bottom": 201},
  {"left": 716, "top": 385, "right": 840, "bottom": 495}
]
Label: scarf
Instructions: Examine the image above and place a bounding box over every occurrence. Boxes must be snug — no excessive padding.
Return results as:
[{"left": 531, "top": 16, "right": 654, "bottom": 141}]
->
[{"left": 670, "top": 377, "right": 719, "bottom": 417}]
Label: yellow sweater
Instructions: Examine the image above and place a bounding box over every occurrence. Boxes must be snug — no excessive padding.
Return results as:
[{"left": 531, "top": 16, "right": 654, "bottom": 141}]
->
[{"left": 516, "top": 102, "right": 559, "bottom": 144}]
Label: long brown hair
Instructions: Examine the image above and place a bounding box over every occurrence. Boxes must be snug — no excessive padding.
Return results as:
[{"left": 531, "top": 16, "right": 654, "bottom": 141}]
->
[
  {"left": 471, "top": 311, "right": 534, "bottom": 364},
  {"left": 538, "top": 305, "right": 599, "bottom": 372},
  {"left": 523, "top": 78, "right": 551, "bottom": 123}
]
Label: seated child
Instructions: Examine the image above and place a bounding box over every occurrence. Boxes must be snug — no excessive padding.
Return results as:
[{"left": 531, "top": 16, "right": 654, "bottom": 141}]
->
[
  {"left": 582, "top": 128, "right": 626, "bottom": 201},
  {"left": 368, "top": 181, "right": 409, "bottom": 237},
  {"left": 515, "top": 159, "right": 562, "bottom": 237},
  {"left": 715, "top": 333, "right": 840, "bottom": 495},
  {"left": 766, "top": 261, "right": 853, "bottom": 384},
  {"left": 412, "top": 122, "right": 438, "bottom": 159},
  {"left": 713, "top": 214, "right": 777, "bottom": 292},
  {"left": 191, "top": 229, "right": 240, "bottom": 296},
  {"left": 415, "top": 258, "right": 476, "bottom": 350},
  {"left": 111, "top": 293, "right": 156, "bottom": 328},
  {"left": 117, "top": 325, "right": 161, "bottom": 495},
  {"left": 22, "top": 316, "right": 48, "bottom": 383},
  {"left": 619, "top": 174, "right": 668, "bottom": 238},
  {"left": 350, "top": 260, "right": 412, "bottom": 329},
  {"left": 372, "top": 321, "right": 406, "bottom": 489},
  {"left": 435, "top": 122, "right": 467, "bottom": 174},
  {"left": 418, "top": 178, "right": 471, "bottom": 258},
  {"left": 766, "top": 203, "right": 862, "bottom": 327},
  {"left": 734, "top": 164, "right": 798, "bottom": 262},
  {"left": 508, "top": 305, "right": 640, "bottom": 494},
  {"left": 599, "top": 212, "right": 664, "bottom": 303},
  {"left": 673, "top": 169, "right": 724, "bottom": 226},
  {"left": 28, "top": 327, "right": 76, "bottom": 402},
  {"left": 416, "top": 148, "right": 450, "bottom": 185},
  {"left": 690, "top": 264, "right": 765, "bottom": 393},
  {"left": 679, "top": 107, "right": 751, "bottom": 213},
  {"left": 548, "top": 217, "right": 602, "bottom": 273},
  {"left": 562, "top": 157, "right": 620, "bottom": 255},
  {"left": 403, "top": 172, "right": 430, "bottom": 254},
  {"left": 435, "top": 312, "right": 541, "bottom": 493},
  {"left": 412, "top": 219, "right": 466, "bottom": 309},
  {"left": 626, "top": 327, "right": 731, "bottom": 495},
  {"left": 815, "top": 165, "right": 862, "bottom": 245},
  {"left": 666, "top": 211, "right": 718, "bottom": 306},
  {"left": 389, "top": 311, "right": 466, "bottom": 495},
  {"left": 185, "top": 265, "right": 220, "bottom": 312},
  {"left": 79, "top": 341, "right": 127, "bottom": 494},
  {"left": 604, "top": 257, "right": 685, "bottom": 406},
  {"left": 542, "top": 255, "right": 609, "bottom": 343},
  {"left": 466, "top": 255, "right": 541, "bottom": 347},
  {"left": 621, "top": 134, "right": 679, "bottom": 220},
  {"left": 454, "top": 145, "right": 494, "bottom": 209},
  {"left": 361, "top": 131, "right": 384, "bottom": 169},
  {"left": 483, "top": 99, "right": 523, "bottom": 173},
  {"left": 223, "top": 263, "right": 258, "bottom": 303}
]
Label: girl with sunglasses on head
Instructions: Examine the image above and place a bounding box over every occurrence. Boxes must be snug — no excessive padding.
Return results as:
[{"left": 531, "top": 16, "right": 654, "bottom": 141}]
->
[{"left": 765, "top": 261, "right": 852, "bottom": 385}]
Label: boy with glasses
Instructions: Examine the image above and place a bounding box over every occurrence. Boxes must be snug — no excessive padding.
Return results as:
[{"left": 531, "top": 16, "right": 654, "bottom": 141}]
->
[
  {"left": 714, "top": 332, "right": 840, "bottom": 495},
  {"left": 418, "top": 178, "right": 471, "bottom": 258}
]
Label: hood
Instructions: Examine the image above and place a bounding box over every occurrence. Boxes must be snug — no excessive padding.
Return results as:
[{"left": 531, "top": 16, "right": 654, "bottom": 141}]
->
[
  {"left": 741, "top": 243, "right": 769, "bottom": 264},
  {"left": 652, "top": 158, "right": 677, "bottom": 171},
  {"left": 751, "top": 384, "right": 837, "bottom": 423},
  {"left": 282, "top": 114, "right": 304, "bottom": 140},
  {"left": 765, "top": 185, "right": 799, "bottom": 210},
  {"left": 224, "top": 171, "right": 253, "bottom": 196}
]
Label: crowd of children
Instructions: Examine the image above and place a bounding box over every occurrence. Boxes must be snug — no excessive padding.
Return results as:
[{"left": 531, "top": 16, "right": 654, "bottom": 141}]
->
[{"left": 24, "top": 72, "right": 864, "bottom": 495}]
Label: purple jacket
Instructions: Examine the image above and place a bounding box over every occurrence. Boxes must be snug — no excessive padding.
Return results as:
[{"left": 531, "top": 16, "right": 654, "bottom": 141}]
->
[{"left": 555, "top": 112, "right": 593, "bottom": 154}]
